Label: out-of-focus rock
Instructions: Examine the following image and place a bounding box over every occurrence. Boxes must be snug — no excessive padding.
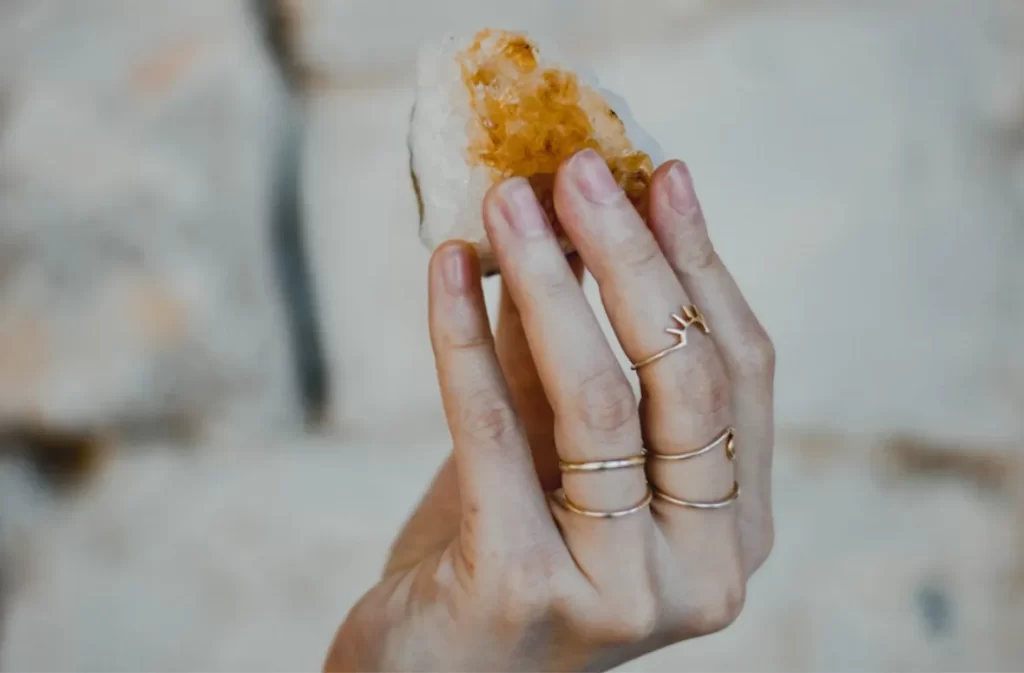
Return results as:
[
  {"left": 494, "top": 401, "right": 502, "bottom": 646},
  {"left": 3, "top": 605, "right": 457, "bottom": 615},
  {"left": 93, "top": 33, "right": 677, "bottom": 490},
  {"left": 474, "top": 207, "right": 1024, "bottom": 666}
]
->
[
  {"left": 277, "top": 0, "right": 558, "bottom": 89},
  {"left": 2, "top": 431, "right": 1022, "bottom": 671},
  {"left": 0, "top": 0, "right": 301, "bottom": 442}
]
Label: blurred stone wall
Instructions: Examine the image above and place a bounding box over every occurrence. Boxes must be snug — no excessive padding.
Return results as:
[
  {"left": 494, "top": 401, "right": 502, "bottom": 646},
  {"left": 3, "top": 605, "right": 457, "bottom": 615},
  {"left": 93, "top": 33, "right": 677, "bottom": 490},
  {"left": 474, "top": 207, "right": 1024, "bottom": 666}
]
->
[
  {"left": 1, "top": 0, "right": 1020, "bottom": 447},
  {"left": 0, "top": 0, "right": 1022, "bottom": 671},
  {"left": 0, "top": 0, "right": 303, "bottom": 450},
  {"left": 284, "top": 0, "right": 1024, "bottom": 445}
]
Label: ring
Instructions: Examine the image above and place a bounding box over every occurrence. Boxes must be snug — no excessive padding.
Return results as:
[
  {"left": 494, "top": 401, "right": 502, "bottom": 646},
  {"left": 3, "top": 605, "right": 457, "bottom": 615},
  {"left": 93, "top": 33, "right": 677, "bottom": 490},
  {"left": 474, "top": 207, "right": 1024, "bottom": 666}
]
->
[
  {"left": 559, "top": 454, "right": 646, "bottom": 473},
  {"left": 652, "top": 481, "right": 740, "bottom": 510},
  {"left": 630, "top": 305, "right": 710, "bottom": 371},
  {"left": 647, "top": 427, "right": 736, "bottom": 462},
  {"left": 552, "top": 486, "right": 653, "bottom": 519}
]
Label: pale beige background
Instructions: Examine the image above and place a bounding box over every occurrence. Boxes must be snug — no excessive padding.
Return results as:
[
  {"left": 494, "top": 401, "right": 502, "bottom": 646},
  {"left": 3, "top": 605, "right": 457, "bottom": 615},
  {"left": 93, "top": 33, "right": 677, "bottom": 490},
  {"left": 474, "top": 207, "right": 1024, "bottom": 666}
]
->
[{"left": 2, "top": 1, "right": 1023, "bottom": 671}]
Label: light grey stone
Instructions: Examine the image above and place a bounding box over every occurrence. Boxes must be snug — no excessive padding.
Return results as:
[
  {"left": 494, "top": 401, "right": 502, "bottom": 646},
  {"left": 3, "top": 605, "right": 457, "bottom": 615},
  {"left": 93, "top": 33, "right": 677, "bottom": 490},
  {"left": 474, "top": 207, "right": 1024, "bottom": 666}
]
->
[{"left": 0, "top": 0, "right": 301, "bottom": 441}]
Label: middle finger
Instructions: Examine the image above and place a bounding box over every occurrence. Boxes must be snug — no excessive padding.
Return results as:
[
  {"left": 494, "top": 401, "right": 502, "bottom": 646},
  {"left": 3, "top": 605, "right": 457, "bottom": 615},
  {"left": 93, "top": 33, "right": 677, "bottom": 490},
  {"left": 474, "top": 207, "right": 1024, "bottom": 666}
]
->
[
  {"left": 553, "top": 150, "right": 737, "bottom": 535},
  {"left": 484, "top": 178, "right": 649, "bottom": 525}
]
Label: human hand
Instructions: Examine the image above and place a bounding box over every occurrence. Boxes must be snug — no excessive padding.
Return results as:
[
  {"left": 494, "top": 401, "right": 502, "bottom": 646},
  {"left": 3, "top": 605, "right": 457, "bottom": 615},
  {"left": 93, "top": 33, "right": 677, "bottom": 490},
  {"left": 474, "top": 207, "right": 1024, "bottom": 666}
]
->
[{"left": 324, "top": 149, "right": 776, "bottom": 672}]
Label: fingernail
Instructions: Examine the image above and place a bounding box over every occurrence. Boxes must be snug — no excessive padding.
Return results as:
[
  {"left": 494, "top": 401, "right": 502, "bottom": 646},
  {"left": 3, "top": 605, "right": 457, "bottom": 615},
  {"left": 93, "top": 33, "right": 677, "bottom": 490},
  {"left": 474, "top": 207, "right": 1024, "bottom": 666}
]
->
[
  {"left": 569, "top": 148, "right": 621, "bottom": 204},
  {"left": 497, "top": 178, "right": 548, "bottom": 237},
  {"left": 441, "top": 244, "right": 470, "bottom": 294},
  {"left": 667, "top": 161, "right": 698, "bottom": 214}
]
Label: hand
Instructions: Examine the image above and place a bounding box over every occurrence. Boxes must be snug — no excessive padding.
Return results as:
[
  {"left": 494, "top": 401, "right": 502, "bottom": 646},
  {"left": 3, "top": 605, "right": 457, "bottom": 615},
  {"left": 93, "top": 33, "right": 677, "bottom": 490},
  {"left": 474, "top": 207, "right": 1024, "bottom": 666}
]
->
[{"left": 324, "top": 150, "right": 776, "bottom": 671}]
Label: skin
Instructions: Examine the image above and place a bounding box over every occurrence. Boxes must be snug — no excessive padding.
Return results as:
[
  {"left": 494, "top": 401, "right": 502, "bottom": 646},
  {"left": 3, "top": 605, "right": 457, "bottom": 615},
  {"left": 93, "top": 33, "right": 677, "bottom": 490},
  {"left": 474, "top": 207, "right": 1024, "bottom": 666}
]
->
[{"left": 324, "top": 150, "right": 776, "bottom": 672}]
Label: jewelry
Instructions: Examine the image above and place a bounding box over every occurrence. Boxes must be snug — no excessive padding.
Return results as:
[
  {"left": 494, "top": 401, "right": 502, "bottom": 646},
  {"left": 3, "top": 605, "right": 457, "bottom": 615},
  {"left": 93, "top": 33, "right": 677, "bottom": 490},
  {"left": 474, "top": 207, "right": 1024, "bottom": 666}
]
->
[
  {"left": 652, "top": 481, "right": 740, "bottom": 510},
  {"left": 630, "top": 305, "right": 710, "bottom": 370},
  {"left": 553, "top": 486, "right": 654, "bottom": 519},
  {"left": 559, "top": 454, "right": 646, "bottom": 473},
  {"left": 646, "top": 427, "right": 736, "bottom": 462}
]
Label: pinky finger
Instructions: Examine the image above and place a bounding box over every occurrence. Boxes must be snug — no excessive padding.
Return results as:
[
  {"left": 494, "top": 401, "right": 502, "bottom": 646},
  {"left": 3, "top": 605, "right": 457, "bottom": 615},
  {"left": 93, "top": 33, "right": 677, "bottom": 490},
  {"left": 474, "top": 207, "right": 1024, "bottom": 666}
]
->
[{"left": 646, "top": 162, "right": 777, "bottom": 573}]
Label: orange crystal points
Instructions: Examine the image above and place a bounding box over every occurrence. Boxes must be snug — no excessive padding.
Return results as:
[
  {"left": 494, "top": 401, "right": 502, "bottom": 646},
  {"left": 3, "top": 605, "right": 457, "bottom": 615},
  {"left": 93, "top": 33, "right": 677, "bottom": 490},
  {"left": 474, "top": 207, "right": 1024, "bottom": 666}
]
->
[{"left": 459, "top": 30, "right": 652, "bottom": 214}]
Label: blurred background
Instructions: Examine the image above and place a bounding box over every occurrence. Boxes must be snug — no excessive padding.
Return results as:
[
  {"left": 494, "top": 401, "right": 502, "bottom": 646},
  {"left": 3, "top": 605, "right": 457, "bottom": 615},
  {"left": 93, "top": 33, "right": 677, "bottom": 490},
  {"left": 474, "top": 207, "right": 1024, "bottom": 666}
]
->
[{"left": 0, "top": 0, "right": 1022, "bottom": 670}]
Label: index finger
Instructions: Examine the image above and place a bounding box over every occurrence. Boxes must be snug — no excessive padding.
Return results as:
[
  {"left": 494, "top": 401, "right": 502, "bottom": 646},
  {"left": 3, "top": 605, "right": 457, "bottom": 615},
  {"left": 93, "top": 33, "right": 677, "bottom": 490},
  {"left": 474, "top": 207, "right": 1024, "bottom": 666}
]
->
[{"left": 428, "top": 243, "right": 555, "bottom": 548}]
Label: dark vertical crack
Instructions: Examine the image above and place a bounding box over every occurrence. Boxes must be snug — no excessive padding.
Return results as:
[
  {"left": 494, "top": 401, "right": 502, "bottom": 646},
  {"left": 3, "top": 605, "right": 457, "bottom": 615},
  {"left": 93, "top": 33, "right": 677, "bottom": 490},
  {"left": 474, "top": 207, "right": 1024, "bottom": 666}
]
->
[{"left": 251, "top": 0, "right": 330, "bottom": 428}]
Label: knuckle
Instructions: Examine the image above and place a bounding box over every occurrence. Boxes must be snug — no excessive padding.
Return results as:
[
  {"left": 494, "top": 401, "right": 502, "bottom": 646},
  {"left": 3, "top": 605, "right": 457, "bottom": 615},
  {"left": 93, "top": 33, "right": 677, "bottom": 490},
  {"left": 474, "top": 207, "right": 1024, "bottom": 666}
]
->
[
  {"left": 735, "top": 330, "right": 776, "bottom": 380},
  {"left": 677, "top": 234, "right": 718, "bottom": 273},
  {"left": 445, "top": 330, "right": 493, "bottom": 354},
  {"left": 494, "top": 549, "right": 557, "bottom": 627},
  {"left": 689, "top": 576, "right": 747, "bottom": 636},
  {"left": 617, "top": 229, "right": 663, "bottom": 272},
  {"left": 572, "top": 367, "right": 639, "bottom": 438},
  {"left": 569, "top": 585, "right": 660, "bottom": 647},
  {"left": 459, "top": 392, "right": 520, "bottom": 447},
  {"left": 674, "top": 354, "right": 731, "bottom": 416},
  {"left": 536, "top": 265, "right": 580, "bottom": 303},
  {"left": 596, "top": 595, "right": 660, "bottom": 645}
]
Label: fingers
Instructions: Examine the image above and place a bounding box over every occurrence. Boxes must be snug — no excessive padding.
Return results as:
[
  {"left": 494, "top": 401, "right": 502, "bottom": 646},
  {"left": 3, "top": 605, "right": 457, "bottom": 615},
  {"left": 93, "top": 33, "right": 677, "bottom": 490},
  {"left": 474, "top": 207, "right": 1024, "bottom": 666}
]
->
[
  {"left": 495, "top": 257, "right": 585, "bottom": 492},
  {"left": 647, "top": 161, "right": 776, "bottom": 574},
  {"left": 552, "top": 150, "right": 737, "bottom": 538},
  {"left": 428, "top": 243, "right": 555, "bottom": 550},
  {"left": 483, "top": 178, "right": 652, "bottom": 577},
  {"left": 484, "top": 179, "right": 648, "bottom": 515}
]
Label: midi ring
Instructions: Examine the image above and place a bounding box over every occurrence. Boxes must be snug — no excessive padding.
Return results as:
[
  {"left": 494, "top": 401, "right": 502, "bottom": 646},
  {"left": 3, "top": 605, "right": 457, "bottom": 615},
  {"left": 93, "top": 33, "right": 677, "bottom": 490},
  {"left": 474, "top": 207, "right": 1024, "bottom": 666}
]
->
[
  {"left": 630, "top": 305, "right": 710, "bottom": 371},
  {"left": 552, "top": 486, "right": 654, "bottom": 519},
  {"left": 653, "top": 481, "right": 740, "bottom": 510},
  {"left": 559, "top": 454, "right": 646, "bottom": 473},
  {"left": 647, "top": 427, "right": 736, "bottom": 462}
]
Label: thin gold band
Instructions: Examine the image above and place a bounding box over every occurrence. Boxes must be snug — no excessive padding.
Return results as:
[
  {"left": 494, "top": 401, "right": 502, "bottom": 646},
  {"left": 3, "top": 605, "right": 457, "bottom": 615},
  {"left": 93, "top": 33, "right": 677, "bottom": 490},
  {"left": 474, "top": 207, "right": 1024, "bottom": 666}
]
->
[
  {"left": 653, "top": 481, "right": 740, "bottom": 510},
  {"left": 559, "top": 454, "right": 646, "bottom": 473},
  {"left": 630, "top": 341, "right": 685, "bottom": 370},
  {"left": 553, "top": 486, "right": 654, "bottom": 519},
  {"left": 646, "top": 427, "right": 736, "bottom": 462},
  {"left": 630, "top": 305, "right": 711, "bottom": 371}
]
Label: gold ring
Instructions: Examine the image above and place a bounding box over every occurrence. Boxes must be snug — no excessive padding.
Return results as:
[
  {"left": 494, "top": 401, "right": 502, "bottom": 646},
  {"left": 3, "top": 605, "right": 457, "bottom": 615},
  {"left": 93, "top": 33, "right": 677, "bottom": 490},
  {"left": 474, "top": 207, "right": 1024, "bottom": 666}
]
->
[
  {"left": 647, "top": 427, "right": 736, "bottom": 462},
  {"left": 652, "top": 481, "right": 740, "bottom": 510},
  {"left": 630, "top": 305, "right": 711, "bottom": 370},
  {"left": 559, "top": 454, "right": 646, "bottom": 473},
  {"left": 552, "top": 486, "right": 653, "bottom": 519}
]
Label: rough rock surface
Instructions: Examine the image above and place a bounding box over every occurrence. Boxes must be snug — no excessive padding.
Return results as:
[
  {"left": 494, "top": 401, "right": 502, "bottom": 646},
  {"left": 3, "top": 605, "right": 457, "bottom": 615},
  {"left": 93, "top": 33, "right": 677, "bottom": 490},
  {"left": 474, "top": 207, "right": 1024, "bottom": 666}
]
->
[
  {"left": 2, "top": 1, "right": 1023, "bottom": 670},
  {"left": 1, "top": 432, "right": 1021, "bottom": 671},
  {"left": 0, "top": 0, "right": 301, "bottom": 442}
]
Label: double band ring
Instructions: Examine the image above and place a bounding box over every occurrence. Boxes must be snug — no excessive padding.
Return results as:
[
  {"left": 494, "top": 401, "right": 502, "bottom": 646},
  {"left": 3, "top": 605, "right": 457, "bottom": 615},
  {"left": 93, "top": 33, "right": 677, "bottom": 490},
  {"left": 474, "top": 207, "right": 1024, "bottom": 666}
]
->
[
  {"left": 630, "top": 305, "right": 710, "bottom": 371},
  {"left": 553, "top": 426, "right": 739, "bottom": 517},
  {"left": 555, "top": 452, "right": 649, "bottom": 518},
  {"left": 646, "top": 427, "right": 739, "bottom": 509}
]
